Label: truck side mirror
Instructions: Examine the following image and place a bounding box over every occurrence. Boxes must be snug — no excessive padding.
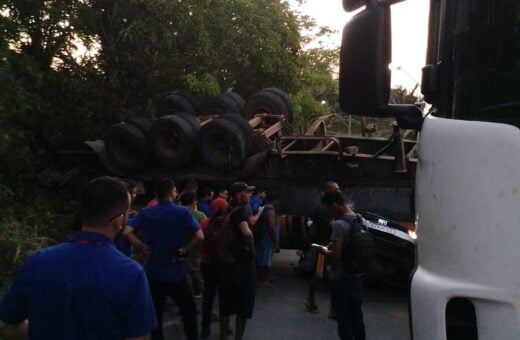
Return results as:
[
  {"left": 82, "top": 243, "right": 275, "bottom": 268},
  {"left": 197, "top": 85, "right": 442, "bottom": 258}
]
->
[
  {"left": 339, "top": 2, "right": 391, "bottom": 117},
  {"left": 339, "top": 1, "right": 423, "bottom": 129},
  {"left": 342, "top": 0, "right": 366, "bottom": 12}
]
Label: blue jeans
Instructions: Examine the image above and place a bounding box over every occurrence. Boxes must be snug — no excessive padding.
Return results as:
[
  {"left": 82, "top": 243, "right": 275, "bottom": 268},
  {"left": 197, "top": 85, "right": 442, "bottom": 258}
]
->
[{"left": 330, "top": 276, "right": 366, "bottom": 340}]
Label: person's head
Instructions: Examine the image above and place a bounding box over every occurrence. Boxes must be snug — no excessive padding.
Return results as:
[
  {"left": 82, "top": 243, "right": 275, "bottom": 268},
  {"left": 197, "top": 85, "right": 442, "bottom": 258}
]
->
[
  {"left": 211, "top": 197, "right": 229, "bottom": 216},
  {"left": 229, "top": 182, "right": 254, "bottom": 205},
  {"left": 255, "top": 186, "right": 267, "bottom": 200},
  {"left": 201, "top": 187, "right": 214, "bottom": 200},
  {"left": 155, "top": 179, "right": 176, "bottom": 201},
  {"left": 321, "top": 190, "right": 351, "bottom": 218},
  {"left": 216, "top": 187, "right": 229, "bottom": 200},
  {"left": 183, "top": 178, "right": 199, "bottom": 194},
  {"left": 323, "top": 181, "right": 341, "bottom": 194},
  {"left": 180, "top": 191, "right": 197, "bottom": 208},
  {"left": 80, "top": 177, "right": 130, "bottom": 234}
]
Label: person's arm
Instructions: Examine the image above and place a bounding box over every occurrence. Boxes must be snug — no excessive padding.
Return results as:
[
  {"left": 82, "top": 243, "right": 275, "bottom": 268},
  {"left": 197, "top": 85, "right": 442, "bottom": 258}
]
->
[
  {"left": 267, "top": 210, "right": 277, "bottom": 245},
  {"left": 0, "top": 320, "right": 28, "bottom": 339},
  {"left": 325, "top": 221, "right": 345, "bottom": 259},
  {"left": 248, "top": 205, "right": 264, "bottom": 226},
  {"left": 123, "top": 212, "right": 151, "bottom": 256},
  {"left": 177, "top": 212, "right": 204, "bottom": 256},
  {"left": 238, "top": 221, "right": 255, "bottom": 257},
  {"left": 123, "top": 226, "right": 150, "bottom": 256},
  {"left": 312, "top": 242, "right": 334, "bottom": 256},
  {"left": 178, "top": 230, "right": 204, "bottom": 255}
]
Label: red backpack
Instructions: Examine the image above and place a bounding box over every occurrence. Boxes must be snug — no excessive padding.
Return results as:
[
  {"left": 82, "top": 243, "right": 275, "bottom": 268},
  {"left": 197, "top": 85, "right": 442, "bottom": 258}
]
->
[{"left": 203, "top": 208, "right": 240, "bottom": 266}]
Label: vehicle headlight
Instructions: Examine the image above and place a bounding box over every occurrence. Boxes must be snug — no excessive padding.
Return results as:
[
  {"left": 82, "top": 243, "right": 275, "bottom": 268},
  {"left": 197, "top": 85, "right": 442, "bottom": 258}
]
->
[{"left": 408, "top": 230, "right": 417, "bottom": 240}]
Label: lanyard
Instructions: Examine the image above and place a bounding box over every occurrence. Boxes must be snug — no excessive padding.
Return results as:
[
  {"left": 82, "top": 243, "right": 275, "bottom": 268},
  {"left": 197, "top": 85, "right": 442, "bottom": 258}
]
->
[{"left": 74, "top": 239, "right": 104, "bottom": 246}]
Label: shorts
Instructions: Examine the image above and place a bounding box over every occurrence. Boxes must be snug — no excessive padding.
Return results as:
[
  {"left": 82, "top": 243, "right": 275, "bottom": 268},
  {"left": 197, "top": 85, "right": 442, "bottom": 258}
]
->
[
  {"left": 218, "top": 260, "right": 256, "bottom": 319},
  {"left": 255, "top": 243, "right": 274, "bottom": 267}
]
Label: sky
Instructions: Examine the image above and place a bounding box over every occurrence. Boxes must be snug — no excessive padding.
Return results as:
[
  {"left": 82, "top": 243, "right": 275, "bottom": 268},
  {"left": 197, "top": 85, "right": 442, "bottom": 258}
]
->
[{"left": 290, "top": 0, "right": 430, "bottom": 90}]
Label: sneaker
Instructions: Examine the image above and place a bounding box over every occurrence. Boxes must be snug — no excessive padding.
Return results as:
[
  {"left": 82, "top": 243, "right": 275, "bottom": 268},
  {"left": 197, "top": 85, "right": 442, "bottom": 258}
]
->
[{"left": 305, "top": 302, "right": 319, "bottom": 314}]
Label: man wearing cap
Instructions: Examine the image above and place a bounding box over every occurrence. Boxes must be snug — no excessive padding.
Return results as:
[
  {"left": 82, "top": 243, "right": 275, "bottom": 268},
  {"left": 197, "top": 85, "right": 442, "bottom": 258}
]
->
[
  {"left": 0, "top": 177, "right": 157, "bottom": 339},
  {"left": 123, "top": 179, "right": 203, "bottom": 340},
  {"left": 218, "top": 182, "right": 257, "bottom": 340}
]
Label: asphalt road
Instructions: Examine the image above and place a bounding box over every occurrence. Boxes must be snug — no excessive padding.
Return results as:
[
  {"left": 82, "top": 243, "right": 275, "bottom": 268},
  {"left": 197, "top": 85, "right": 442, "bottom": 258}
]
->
[{"left": 164, "top": 250, "right": 411, "bottom": 340}]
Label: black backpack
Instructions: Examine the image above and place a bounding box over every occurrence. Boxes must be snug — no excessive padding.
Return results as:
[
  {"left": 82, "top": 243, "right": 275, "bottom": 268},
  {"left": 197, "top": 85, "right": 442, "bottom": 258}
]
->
[
  {"left": 339, "top": 214, "right": 375, "bottom": 274},
  {"left": 203, "top": 208, "right": 240, "bottom": 266}
]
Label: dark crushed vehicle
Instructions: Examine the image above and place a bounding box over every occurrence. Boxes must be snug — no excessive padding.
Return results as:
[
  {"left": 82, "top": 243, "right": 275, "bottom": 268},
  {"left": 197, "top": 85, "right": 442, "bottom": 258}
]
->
[
  {"left": 287, "top": 210, "right": 415, "bottom": 286},
  {"left": 359, "top": 211, "right": 415, "bottom": 285}
]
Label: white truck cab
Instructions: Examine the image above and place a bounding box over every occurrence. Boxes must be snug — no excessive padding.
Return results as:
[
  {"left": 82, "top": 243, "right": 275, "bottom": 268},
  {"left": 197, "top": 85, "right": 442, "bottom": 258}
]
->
[{"left": 339, "top": 0, "right": 520, "bottom": 338}]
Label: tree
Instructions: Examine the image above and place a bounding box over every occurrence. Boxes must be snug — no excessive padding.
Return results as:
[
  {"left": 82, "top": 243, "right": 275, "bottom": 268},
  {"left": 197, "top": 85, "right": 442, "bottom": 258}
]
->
[
  {"left": 0, "top": 0, "right": 102, "bottom": 179},
  {"left": 291, "top": 15, "right": 340, "bottom": 124},
  {"left": 84, "top": 0, "right": 305, "bottom": 123},
  {"left": 0, "top": 0, "right": 341, "bottom": 178}
]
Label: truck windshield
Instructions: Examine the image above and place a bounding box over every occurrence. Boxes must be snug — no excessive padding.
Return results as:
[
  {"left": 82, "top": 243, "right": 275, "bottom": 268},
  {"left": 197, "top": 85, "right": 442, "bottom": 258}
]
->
[{"left": 436, "top": 0, "right": 520, "bottom": 128}]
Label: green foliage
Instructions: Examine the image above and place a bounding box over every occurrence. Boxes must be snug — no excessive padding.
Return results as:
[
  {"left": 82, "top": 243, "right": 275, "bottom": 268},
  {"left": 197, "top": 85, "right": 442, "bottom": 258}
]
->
[
  {"left": 182, "top": 74, "right": 221, "bottom": 98},
  {"left": 292, "top": 90, "right": 328, "bottom": 125},
  {"left": 0, "top": 184, "right": 72, "bottom": 294}
]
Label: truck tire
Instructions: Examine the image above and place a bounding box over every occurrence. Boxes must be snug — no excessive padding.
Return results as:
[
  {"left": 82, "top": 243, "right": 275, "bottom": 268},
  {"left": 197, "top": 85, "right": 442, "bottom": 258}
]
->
[
  {"left": 105, "top": 122, "right": 148, "bottom": 171},
  {"left": 220, "top": 112, "right": 256, "bottom": 156},
  {"left": 155, "top": 94, "right": 196, "bottom": 118},
  {"left": 149, "top": 115, "right": 197, "bottom": 167},
  {"left": 174, "top": 111, "right": 200, "bottom": 136},
  {"left": 243, "top": 90, "right": 292, "bottom": 122},
  {"left": 197, "top": 118, "right": 247, "bottom": 170},
  {"left": 173, "top": 90, "right": 202, "bottom": 115},
  {"left": 222, "top": 91, "right": 246, "bottom": 113},
  {"left": 262, "top": 87, "right": 293, "bottom": 122},
  {"left": 200, "top": 91, "right": 244, "bottom": 117},
  {"left": 124, "top": 117, "right": 152, "bottom": 139}
]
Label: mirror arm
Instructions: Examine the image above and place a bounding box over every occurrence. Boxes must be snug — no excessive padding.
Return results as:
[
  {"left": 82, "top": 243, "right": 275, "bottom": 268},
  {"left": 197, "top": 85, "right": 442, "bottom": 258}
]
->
[
  {"left": 365, "top": 0, "right": 379, "bottom": 8},
  {"left": 378, "top": 104, "right": 424, "bottom": 130},
  {"left": 380, "top": 0, "right": 407, "bottom": 6}
]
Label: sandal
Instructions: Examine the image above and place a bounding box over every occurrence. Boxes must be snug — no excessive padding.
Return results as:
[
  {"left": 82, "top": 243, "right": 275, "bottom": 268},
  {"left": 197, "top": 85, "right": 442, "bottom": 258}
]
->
[{"left": 305, "top": 302, "right": 319, "bottom": 313}]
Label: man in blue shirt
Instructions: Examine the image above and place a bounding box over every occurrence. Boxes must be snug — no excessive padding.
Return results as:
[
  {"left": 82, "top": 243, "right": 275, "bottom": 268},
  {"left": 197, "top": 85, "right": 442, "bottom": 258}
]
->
[
  {"left": 197, "top": 186, "right": 213, "bottom": 218},
  {"left": 0, "top": 177, "right": 157, "bottom": 339},
  {"left": 124, "top": 179, "right": 203, "bottom": 340},
  {"left": 250, "top": 186, "right": 266, "bottom": 215}
]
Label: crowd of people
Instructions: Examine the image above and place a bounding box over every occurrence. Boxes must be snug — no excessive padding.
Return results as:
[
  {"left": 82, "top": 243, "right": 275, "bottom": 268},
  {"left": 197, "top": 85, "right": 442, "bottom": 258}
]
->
[{"left": 0, "top": 177, "right": 367, "bottom": 340}]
